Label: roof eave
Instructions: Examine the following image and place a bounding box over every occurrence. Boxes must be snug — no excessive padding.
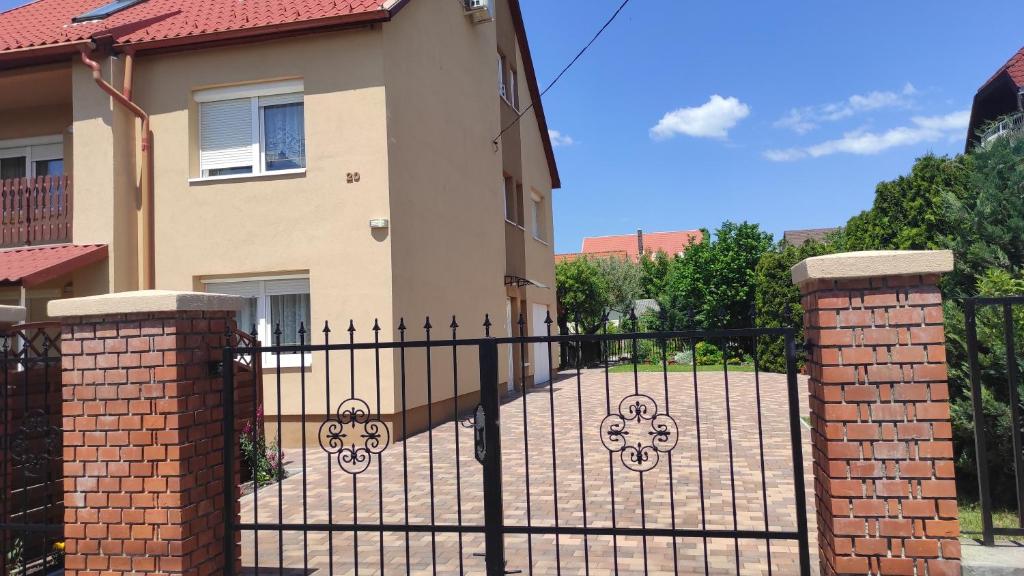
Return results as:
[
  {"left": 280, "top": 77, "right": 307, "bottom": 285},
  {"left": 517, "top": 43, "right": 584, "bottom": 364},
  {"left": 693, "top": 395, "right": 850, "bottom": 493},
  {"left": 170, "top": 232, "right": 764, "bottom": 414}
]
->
[
  {"left": 507, "top": 0, "right": 561, "bottom": 189},
  {"left": 116, "top": 9, "right": 395, "bottom": 55},
  {"left": 0, "top": 40, "right": 93, "bottom": 71}
]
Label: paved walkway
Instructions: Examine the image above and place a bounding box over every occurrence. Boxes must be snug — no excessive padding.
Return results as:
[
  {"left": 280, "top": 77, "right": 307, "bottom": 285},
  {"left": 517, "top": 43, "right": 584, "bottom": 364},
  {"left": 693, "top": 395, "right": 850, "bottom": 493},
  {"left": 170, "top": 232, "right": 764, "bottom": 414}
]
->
[{"left": 240, "top": 368, "right": 816, "bottom": 575}]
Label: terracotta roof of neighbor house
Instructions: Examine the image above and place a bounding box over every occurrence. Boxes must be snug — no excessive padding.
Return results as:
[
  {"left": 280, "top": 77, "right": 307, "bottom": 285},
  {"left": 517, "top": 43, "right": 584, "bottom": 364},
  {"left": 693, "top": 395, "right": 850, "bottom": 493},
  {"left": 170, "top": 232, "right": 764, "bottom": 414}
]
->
[
  {"left": 982, "top": 45, "right": 1024, "bottom": 89},
  {"left": 0, "top": 244, "right": 107, "bottom": 287},
  {"left": 581, "top": 230, "right": 703, "bottom": 262},
  {"left": 783, "top": 227, "right": 838, "bottom": 246},
  {"left": 0, "top": 0, "right": 389, "bottom": 53}
]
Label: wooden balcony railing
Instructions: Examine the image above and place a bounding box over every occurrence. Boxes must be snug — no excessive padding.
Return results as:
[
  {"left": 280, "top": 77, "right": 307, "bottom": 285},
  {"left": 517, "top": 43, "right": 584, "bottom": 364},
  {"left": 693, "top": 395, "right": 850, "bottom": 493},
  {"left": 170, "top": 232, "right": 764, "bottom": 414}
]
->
[{"left": 0, "top": 175, "right": 72, "bottom": 248}]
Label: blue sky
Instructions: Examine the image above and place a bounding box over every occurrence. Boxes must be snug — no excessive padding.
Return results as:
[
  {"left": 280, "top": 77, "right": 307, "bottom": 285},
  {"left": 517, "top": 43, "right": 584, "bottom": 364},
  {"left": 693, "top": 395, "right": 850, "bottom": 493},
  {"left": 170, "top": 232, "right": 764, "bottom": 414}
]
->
[{"left": 519, "top": 0, "right": 1023, "bottom": 253}]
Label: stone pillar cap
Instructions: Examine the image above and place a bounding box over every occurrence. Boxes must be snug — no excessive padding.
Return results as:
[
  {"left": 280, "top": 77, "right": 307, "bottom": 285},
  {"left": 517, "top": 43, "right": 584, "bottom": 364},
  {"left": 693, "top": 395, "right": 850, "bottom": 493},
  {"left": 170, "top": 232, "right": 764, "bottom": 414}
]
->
[
  {"left": 0, "top": 305, "right": 26, "bottom": 324},
  {"left": 48, "top": 290, "right": 245, "bottom": 318},
  {"left": 792, "top": 250, "right": 954, "bottom": 286}
]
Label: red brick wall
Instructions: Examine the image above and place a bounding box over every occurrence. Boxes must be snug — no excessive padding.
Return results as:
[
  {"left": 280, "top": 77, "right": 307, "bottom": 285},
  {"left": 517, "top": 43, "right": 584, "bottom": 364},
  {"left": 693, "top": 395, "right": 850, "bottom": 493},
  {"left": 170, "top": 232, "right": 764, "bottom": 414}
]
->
[
  {"left": 801, "top": 274, "right": 961, "bottom": 576},
  {"left": 60, "top": 311, "right": 252, "bottom": 576}
]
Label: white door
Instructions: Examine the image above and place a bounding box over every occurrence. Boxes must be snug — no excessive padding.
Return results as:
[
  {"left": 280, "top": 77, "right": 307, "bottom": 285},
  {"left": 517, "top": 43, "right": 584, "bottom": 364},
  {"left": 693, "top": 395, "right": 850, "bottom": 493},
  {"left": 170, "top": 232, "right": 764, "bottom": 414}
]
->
[
  {"left": 505, "top": 298, "right": 515, "bottom": 393},
  {"left": 531, "top": 303, "right": 551, "bottom": 385}
]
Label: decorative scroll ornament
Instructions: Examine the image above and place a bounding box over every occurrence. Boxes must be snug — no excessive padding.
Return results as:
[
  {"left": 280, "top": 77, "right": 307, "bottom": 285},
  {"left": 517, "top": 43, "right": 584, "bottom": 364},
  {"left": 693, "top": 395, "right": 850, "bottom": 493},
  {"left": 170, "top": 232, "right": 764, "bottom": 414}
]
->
[
  {"left": 11, "top": 409, "right": 62, "bottom": 478},
  {"left": 600, "top": 394, "right": 678, "bottom": 473},
  {"left": 318, "top": 399, "right": 390, "bottom": 474}
]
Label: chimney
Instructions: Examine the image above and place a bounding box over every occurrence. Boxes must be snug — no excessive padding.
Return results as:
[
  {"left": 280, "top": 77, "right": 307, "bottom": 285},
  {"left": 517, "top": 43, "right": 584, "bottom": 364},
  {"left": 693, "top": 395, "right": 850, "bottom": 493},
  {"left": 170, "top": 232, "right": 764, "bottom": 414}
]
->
[{"left": 637, "top": 229, "right": 644, "bottom": 257}]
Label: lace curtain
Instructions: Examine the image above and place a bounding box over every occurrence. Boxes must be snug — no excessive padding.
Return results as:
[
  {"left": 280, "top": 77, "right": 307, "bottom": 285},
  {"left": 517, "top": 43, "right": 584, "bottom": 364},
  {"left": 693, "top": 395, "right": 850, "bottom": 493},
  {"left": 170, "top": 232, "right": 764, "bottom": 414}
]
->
[{"left": 263, "top": 102, "right": 306, "bottom": 171}]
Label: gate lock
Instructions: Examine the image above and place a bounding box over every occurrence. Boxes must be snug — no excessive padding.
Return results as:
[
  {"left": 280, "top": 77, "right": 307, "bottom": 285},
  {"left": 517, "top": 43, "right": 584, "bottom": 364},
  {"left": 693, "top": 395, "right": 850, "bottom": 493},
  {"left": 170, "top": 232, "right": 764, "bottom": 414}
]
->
[{"left": 474, "top": 404, "right": 486, "bottom": 464}]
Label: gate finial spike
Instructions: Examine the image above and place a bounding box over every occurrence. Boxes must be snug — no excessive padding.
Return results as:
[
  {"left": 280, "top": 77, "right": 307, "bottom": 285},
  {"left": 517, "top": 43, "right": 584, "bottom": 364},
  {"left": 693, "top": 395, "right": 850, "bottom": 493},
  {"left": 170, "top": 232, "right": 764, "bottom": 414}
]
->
[
  {"left": 398, "top": 318, "right": 406, "bottom": 332},
  {"left": 348, "top": 320, "right": 356, "bottom": 334},
  {"left": 483, "top": 313, "right": 492, "bottom": 337},
  {"left": 322, "top": 320, "right": 331, "bottom": 334},
  {"left": 372, "top": 318, "right": 381, "bottom": 332},
  {"left": 544, "top": 310, "right": 553, "bottom": 325},
  {"left": 450, "top": 315, "right": 459, "bottom": 330},
  {"left": 424, "top": 316, "right": 432, "bottom": 331}
]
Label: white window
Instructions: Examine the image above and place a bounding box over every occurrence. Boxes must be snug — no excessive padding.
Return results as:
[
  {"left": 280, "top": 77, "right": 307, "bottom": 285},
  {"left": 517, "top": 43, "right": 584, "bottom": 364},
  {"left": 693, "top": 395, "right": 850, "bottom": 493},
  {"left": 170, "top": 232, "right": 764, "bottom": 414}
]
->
[
  {"left": 205, "top": 276, "right": 312, "bottom": 368},
  {"left": 497, "top": 53, "right": 508, "bottom": 100},
  {"left": 503, "top": 176, "right": 516, "bottom": 223},
  {"left": 509, "top": 68, "right": 519, "bottom": 110},
  {"left": 531, "top": 192, "right": 546, "bottom": 242},
  {"left": 195, "top": 80, "right": 306, "bottom": 179},
  {"left": 0, "top": 136, "right": 64, "bottom": 180}
]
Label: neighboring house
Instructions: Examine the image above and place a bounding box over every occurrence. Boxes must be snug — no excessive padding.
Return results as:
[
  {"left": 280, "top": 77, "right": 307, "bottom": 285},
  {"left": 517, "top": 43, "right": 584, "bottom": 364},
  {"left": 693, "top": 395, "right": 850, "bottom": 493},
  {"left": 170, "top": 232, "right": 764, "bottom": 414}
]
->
[
  {"left": 556, "top": 228, "right": 703, "bottom": 263},
  {"left": 966, "top": 44, "right": 1024, "bottom": 151},
  {"left": 783, "top": 227, "right": 838, "bottom": 246},
  {"left": 0, "top": 0, "right": 559, "bottom": 440}
]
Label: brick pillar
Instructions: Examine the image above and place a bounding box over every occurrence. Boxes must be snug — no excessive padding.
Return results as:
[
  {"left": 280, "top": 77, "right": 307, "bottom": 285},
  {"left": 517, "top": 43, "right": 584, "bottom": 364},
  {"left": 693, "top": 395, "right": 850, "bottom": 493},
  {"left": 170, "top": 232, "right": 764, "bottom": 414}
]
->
[
  {"left": 50, "top": 292, "right": 246, "bottom": 576},
  {"left": 793, "top": 251, "right": 961, "bottom": 576}
]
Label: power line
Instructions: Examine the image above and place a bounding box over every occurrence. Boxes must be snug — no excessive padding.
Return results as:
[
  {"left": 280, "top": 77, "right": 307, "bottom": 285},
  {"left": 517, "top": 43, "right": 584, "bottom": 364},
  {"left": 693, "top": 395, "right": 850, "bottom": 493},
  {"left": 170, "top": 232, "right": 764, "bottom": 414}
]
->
[{"left": 492, "top": 0, "right": 634, "bottom": 146}]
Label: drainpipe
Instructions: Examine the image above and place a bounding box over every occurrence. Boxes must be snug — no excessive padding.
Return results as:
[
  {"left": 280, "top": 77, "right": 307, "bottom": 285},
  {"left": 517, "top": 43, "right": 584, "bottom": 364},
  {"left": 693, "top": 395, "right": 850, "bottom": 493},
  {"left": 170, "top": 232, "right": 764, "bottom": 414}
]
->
[{"left": 79, "top": 48, "right": 155, "bottom": 290}]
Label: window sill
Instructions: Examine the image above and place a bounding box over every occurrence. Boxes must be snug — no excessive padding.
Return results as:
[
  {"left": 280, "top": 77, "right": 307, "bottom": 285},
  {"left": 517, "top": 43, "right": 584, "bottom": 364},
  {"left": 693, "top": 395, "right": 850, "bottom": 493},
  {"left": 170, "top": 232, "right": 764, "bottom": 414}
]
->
[
  {"left": 189, "top": 168, "right": 306, "bottom": 185},
  {"left": 533, "top": 236, "right": 550, "bottom": 247},
  {"left": 504, "top": 219, "right": 526, "bottom": 230}
]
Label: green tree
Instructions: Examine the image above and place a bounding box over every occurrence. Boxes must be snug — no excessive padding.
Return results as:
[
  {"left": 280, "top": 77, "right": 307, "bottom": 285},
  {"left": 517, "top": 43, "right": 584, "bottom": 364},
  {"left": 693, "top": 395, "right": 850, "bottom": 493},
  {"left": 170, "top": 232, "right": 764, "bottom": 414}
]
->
[
  {"left": 754, "top": 239, "right": 836, "bottom": 373},
  {"left": 638, "top": 251, "right": 671, "bottom": 299},
  {"left": 555, "top": 257, "right": 608, "bottom": 334},
  {"left": 660, "top": 221, "right": 774, "bottom": 334},
  {"left": 839, "top": 154, "right": 972, "bottom": 252},
  {"left": 593, "top": 256, "right": 643, "bottom": 317},
  {"left": 944, "top": 133, "right": 1024, "bottom": 298}
]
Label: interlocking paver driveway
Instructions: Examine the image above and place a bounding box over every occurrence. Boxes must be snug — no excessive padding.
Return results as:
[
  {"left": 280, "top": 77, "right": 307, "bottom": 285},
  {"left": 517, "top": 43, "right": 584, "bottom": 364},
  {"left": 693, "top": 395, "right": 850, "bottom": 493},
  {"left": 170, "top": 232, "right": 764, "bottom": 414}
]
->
[{"left": 241, "top": 368, "right": 817, "bottom": 575}]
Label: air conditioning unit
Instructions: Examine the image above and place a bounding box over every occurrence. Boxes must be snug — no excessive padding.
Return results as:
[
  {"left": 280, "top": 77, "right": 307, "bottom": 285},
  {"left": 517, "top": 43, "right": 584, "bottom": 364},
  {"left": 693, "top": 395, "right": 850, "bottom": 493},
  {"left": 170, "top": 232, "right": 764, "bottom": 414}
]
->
[{"left": 465, "top": 0, "right": 493, "bottom": 24}]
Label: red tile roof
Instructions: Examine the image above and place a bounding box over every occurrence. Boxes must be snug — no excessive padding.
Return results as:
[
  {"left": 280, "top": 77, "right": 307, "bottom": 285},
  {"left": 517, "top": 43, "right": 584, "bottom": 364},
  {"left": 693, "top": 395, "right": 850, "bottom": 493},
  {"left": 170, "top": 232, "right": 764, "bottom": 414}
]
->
[
  {"left": 581, "top": 230, "right": 703, "bottom": 262},
  {"left": 0, "top": 0, "right": 387, "bottom": 52},
  {"left": 982, "top": 45, "right": 1024, "bottom": 89},
  {"left": 0, "top": 244, "right": 107, "bottom": 287}
]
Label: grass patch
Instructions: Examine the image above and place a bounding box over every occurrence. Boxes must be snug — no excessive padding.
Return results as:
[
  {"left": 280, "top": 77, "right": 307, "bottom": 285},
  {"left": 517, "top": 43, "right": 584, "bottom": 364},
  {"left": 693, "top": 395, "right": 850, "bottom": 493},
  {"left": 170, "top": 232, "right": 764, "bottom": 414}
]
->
[
  {"left": 959, "top": 501, "right": 1022, "bottom": 541},
  {"left": 607, "top": 363, "right": 755, "bottom": 373}
]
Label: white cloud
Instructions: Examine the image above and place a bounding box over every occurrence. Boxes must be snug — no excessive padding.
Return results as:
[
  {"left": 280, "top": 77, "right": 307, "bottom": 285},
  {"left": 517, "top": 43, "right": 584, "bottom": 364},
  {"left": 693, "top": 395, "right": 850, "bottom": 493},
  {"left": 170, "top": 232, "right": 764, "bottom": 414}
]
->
[
  {"left": 764, "top": 109, "right": 969, "bottom": 161},
  {"left": 650, "top": 95, "right": 751, "bottom": 140},
  {"left": 775, "top": 83, "right": 917, "bottom": 134},
  {"left": 548, "top": 130, "right": 575, "bottom": 147}
]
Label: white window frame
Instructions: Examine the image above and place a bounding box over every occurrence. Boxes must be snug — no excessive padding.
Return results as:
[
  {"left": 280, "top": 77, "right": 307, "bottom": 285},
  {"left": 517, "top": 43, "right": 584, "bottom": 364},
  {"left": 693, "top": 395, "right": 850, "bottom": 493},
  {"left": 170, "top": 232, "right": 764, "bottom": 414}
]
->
[
  {"left": 203, "top": 275, "right": 312, "bottom": 368},
  {"left": 509, "top": 67, "right": 519, "bottom": 110},
  {"left": 498, "top": 52, "right": 509, "bottom": 103},
  {"left": 194, "top": 80, "right": 306, "bottom": 181},
  {"left": 0, "top": 135, "right": 63, "bottom": 179},
  {"left": 531, "top": 191, "right": 547, "bottom": 243}
]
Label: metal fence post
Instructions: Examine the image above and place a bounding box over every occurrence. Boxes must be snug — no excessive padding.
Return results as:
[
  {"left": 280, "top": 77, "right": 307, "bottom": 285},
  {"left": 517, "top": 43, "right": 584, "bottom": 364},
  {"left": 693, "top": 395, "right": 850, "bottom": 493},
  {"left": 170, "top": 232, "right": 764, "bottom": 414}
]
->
[
  {"left": 965, "top": 300, "right": 995, "bottom": 545},
  {"left": 223, "top": 343, "right": 236, "bottom": 576},
  {"left": 479, "top": 340, "right": 506, "bottom": 576},
  {"left": 785, "top": 332, "right": 812, "bottom": 575}
]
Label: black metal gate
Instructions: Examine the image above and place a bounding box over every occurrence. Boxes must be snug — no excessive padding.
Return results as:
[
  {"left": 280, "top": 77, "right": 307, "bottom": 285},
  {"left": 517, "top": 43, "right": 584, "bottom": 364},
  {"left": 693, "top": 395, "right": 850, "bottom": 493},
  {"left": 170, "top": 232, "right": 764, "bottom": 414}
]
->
[
  {"left": 224, "top": 320, "right": 811, "bottom": 575},
  {"left": 0, "top": 323, "right": 64, "bottom": 576},
  {"left": 964, "top": 297, "right": 1024, "bottom": 544}
]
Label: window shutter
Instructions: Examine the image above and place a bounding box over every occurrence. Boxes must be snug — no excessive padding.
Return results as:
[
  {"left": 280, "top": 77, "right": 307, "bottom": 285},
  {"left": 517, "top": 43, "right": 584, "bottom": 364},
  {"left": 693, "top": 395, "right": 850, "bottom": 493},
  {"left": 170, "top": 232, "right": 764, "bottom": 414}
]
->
[
  {"left": 199, "top": 98, "right": 253, "bottom": 172},
  {"left": 206, "top": 280, "right": 261, "bottom": 298},
  {"left": 258, "top": 93, "right": 303, "bottom": 107},
  {"left": 264, "top": 278, "right": 310, "bottom": 296}
]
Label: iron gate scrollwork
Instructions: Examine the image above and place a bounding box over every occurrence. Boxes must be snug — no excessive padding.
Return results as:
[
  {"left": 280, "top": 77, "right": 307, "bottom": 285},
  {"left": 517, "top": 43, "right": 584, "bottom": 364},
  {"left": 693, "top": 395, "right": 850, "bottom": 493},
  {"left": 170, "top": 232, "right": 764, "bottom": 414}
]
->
[
  {"left": 600, "top": 394, "right": 679, "bottom": 473},
  {"left": 318, "top": 398, "right": 390, "bottom": 474}
]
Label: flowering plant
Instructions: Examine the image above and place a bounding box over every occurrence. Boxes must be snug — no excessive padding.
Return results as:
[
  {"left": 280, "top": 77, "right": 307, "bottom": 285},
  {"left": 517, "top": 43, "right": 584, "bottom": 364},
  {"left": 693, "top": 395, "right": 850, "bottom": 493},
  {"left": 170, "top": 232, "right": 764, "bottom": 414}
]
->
[{"left": 241, "top": 405, "right": 286, "bottom": 486}]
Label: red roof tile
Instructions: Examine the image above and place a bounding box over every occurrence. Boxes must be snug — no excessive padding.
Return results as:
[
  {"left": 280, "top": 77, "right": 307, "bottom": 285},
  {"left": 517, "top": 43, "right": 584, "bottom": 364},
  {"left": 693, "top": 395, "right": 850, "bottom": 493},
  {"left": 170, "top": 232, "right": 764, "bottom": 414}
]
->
[
  {"left": 581, "top": 230, "right": 703, "bottom": 262},
  {"left": 0, "top": 0, "right": 386, "bottom": 52},
  {"left": 0, "top": 244, "right": 107, "bottom": 287},
  {"left": 982, "top": 45, "right": 1024, "bottom": 90}
]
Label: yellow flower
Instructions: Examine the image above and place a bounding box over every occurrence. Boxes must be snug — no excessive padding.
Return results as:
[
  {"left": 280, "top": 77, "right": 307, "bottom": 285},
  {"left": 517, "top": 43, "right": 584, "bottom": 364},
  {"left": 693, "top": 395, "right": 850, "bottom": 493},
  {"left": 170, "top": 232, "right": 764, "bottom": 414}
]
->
[{"left": 53, "top": 541, "right": 65, "bottom": 552}]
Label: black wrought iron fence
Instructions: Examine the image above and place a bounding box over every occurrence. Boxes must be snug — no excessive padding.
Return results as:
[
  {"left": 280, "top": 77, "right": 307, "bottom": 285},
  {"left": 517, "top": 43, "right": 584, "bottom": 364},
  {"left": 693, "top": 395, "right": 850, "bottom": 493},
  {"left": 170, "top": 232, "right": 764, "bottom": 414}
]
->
[
  {"left": 0, "top": 325, "right": 63, "bottom": 576},
  {"left": 224, "top": 315, "right": 811, "bottom": 575}
]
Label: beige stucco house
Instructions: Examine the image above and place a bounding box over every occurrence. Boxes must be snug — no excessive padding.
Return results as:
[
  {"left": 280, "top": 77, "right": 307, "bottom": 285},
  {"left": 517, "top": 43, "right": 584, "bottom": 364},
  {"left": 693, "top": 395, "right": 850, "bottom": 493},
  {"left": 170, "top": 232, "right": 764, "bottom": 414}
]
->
[{"left": 0, "top": 0, "right": 559, "bottom": 441}]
